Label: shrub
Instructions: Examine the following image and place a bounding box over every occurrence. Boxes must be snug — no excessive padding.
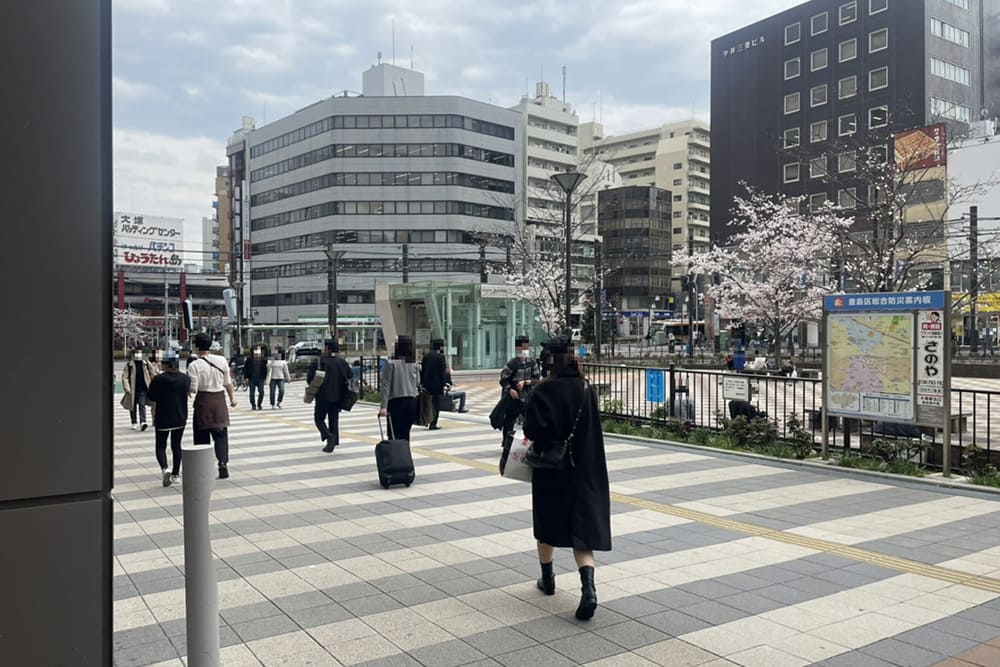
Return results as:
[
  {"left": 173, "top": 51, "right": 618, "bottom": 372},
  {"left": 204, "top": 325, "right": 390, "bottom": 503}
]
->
[
  {"left": 785, "top": 414, "right": 816, "bottom": 460},
  {"left": 690, "top": 428, "right": 713, "bottom": 447}
]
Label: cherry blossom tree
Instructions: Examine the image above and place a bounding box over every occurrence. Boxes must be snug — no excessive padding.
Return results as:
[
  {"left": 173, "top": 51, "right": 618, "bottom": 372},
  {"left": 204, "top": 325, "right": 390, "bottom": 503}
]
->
[
  {"left": 113, "top": 307, "right": 147, "bottom": 354},
  {"left": 687, "top": 189, "right": 851, "bottom": 355}
]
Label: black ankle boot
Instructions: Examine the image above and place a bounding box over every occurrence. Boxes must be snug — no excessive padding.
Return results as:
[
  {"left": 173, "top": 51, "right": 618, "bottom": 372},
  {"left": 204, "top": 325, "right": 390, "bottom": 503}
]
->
[
  {"left": 537, "top": 561, "right": 556, "bottom": 595},
  {"left": 575, "top": 566, "right": 597, "bottom": 620}
]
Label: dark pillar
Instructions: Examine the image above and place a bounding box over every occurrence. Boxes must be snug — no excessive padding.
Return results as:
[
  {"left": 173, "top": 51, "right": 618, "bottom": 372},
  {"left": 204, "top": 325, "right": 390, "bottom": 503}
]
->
[{"left": 0, "top": 2, "right": 112, "bottom": 664}]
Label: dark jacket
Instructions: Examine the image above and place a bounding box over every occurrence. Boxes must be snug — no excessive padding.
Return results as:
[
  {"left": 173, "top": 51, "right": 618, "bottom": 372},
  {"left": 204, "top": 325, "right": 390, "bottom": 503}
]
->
[
  {"left": 522, "top": 370, "right": 612, "bottom": 551},
  {"left": 309, "top": 355, "right": 351, "bottom": 405},
  {"left": 244, "top": 356, "right": 267, "bottom": 380},
  {"left": 420, "top": 351, "right": 448, "bottom": 395},
  {"left": 500, "top": 356, "right": 540, "bottom": 403},
  {"left": 146, "top": 371, "right": 190, "bottom": 430}
]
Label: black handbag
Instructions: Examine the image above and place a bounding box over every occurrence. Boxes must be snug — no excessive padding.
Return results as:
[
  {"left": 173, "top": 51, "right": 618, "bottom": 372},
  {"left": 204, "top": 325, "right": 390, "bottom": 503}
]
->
[
  {"left": 525, "top": 385, "right": 588, "bottom": 471},
  {"left": 489, "top": 394, "right": 509, "bottom": 430}
]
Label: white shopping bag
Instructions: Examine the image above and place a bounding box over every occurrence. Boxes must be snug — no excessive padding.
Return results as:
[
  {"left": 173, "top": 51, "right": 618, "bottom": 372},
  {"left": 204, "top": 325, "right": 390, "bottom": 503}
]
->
[{"left": 502, "top": 429, "right": 533, "bottom": 482}]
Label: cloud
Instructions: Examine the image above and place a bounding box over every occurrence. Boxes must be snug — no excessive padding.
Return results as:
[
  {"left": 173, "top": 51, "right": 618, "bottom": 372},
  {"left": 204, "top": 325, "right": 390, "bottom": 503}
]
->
[{"left": 113, "top": 76, "right": 160, "bottom": 99}]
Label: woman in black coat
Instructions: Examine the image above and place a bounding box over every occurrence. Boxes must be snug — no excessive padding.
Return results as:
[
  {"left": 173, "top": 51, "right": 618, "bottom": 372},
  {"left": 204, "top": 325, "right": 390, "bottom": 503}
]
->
[{"left": 521, "top": 337, "right": 612, "bottom": 620}]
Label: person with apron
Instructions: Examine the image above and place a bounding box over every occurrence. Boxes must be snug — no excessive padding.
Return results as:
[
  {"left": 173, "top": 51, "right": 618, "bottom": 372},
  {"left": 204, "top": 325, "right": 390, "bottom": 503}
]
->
[{"left": 187, "top": 333, "right": 238, "bottom": 479}]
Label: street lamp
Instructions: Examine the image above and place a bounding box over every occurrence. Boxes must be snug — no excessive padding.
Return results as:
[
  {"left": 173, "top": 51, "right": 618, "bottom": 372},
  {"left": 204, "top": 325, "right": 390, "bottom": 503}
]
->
[
  {"left": 325, "top": 245, "right": 346, "bottom": 342},
  {"left": 231, "top": 279, "right": 244, "bottom": 351},
  {"left": 550, "top": 170, "right": 587, "bottom": 338}
]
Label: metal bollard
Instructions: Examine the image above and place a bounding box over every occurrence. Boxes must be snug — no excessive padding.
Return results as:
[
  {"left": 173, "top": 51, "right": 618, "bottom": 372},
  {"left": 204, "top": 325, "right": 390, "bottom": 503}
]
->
[{"left": 182, "top": 443, "right": 219, "bottom": 667}]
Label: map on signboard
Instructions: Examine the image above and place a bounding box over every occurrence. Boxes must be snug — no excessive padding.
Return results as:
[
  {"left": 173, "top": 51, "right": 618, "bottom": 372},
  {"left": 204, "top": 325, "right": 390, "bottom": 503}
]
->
[{"left": 827, "top": 313, "right": 914, "bottom": 420}]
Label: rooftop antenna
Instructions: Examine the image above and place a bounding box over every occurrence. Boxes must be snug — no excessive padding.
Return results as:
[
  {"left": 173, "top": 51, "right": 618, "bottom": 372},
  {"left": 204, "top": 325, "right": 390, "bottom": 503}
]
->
[
  {"left": 562, "top": 65, "right": 567, "bottom": 105},
  {"left": 599, "top": 89, "right": 603, "bottom": 125},
  {"left": 392, "top": 17, "right": 396, "bottom": 64},
  {"left": 377, "top": 50, "right": 382, "bottom": 65}
]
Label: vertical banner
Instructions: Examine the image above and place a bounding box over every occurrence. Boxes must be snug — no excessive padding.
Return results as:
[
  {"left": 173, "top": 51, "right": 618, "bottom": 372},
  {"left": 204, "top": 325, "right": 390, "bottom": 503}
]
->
[
  {"left": 916, "top": 309, "right": 945, "bottom": 424},
  {"left": 117, "top": 268, "right": 125, "bottom": 310}
]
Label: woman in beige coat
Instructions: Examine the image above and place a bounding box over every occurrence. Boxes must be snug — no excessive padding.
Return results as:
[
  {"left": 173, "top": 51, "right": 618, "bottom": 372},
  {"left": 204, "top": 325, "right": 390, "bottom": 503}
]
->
[{"left": 122, "top": 348, "right": 158, "bottom": 430}]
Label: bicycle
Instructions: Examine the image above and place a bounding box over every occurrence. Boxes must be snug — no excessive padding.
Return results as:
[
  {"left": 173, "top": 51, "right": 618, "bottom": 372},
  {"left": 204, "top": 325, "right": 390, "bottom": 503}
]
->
[{"left": 231, "top": 365, "right": 249, "bottom": 391}]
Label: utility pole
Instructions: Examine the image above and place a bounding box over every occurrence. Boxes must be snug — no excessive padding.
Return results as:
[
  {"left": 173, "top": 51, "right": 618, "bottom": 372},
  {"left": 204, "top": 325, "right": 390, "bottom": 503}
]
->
[
  {"left": 325, "top": 245, "right": 345, "bottom": 342},
  {"left": 402, "top": 243, "right": 409, "bottom": 283},
  {"left": 687, "top": 230, "right": 695, "bottom": 358},
  {"left": 594, "top": 239, "right": 603, "bottom": 359},
  {"left": 970, "top": 205, "right": 979, "bottom": 354},
  {"left": 479, "top": 243, "right": 487, "bottom": 283}
]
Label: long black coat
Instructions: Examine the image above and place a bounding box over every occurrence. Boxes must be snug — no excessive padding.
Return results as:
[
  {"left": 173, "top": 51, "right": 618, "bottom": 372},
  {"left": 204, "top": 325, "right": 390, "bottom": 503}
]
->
[
  {"left": 420, "top": 351, "right": 448, "bottom": 395},
  {"left": 523, "top": 371, "right": 612, "bottom": 551}
]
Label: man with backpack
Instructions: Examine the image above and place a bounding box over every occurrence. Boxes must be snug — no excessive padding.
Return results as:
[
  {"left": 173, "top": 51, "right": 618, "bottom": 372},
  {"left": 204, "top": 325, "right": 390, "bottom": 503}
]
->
[{"left": 308, "top": 340, "right": 353, "bottom": 453}]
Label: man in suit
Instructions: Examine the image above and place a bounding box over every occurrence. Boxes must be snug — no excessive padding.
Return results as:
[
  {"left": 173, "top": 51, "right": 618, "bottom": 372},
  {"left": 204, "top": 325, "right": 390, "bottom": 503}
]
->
[
  {"left": 420, "top": 339, "right": 448, "bottom": 431},
  {"left": 308, "top": 340, "right": 352, "bottom": 452}
]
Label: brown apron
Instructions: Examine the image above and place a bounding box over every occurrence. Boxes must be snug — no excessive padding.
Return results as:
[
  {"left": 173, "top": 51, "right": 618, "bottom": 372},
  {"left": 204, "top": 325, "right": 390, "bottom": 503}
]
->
[{"left": 193, "top": 391, "right": 229, "bottom": 430}]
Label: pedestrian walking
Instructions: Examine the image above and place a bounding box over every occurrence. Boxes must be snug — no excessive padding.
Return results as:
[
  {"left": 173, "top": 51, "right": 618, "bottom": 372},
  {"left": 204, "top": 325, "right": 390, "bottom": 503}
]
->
[
  {"left": 499, "top": 336, "right": 540, "bottom": 466},
  {"left": 518, "top": 337, "right": 611, "bottom": 621},
  {"left": 244, "top": 347, "right": 267, "bottom": 410},
  {"left": 188, "top": 333, "right": 238, "bottom": 480},
  {"left": 267, "top": 351, "right": 291, "bottom": 409},
  {"left": 146, "top": 351, "right": 189, "bottom": 487},
  {"left": 420, "top": 339, "right": 448, "bottom": 431},
  {"left": 308, "top": 340, "right": 352, "bottom": 452},
  {"left": 122, "top": 347, "right": 158, "bottom": 431},
  {"left": 379, "top": 336, "right": 421, "bottom": 442}
]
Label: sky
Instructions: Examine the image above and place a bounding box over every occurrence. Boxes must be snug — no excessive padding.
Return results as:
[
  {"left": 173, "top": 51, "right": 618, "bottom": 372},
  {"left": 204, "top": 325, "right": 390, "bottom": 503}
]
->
[{"left": 113, "top": 0, "right": 793, "bottom": 256}]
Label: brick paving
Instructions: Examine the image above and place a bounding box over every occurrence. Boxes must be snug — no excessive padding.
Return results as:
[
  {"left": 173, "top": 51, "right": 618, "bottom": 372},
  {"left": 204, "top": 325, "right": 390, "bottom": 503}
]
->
[{"left": 113, "top": 390, "right": 1000, "bottom": 666}]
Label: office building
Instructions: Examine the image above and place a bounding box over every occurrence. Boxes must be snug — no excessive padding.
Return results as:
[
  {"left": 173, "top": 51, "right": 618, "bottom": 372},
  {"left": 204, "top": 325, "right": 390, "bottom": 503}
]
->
[
  {"left": 711, "top": 0, "right": 1000, "bottom": 239},
  {"left": 579, "top": 119, "right": 711, "bottom": 303},
  {"left": 225, "top": 63, "right": 522, "bottom": 327},
  {"left": 597, "top": 186, "right": 673, "bottom": 311},
  {"left": 202, "top": 215, "right": 219, "bottom": 272}
]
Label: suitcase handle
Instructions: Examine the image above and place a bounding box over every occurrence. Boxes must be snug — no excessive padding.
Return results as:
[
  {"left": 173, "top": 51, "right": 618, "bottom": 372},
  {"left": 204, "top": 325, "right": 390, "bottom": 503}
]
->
[{"left": 378, "top": 413, "right": 395, "bottom": 441}]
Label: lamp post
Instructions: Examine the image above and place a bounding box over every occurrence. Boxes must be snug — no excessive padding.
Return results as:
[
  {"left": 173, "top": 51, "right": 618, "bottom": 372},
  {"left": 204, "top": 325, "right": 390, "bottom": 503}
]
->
[
  {"left": 231, "top": 279, "right": 243, "bottom": 352},
  {"left": 550, "top": 170, "right": 587, "bottom": 338},
  {"left": 325, "top": 245, "right": 346, "bottom": 342}
]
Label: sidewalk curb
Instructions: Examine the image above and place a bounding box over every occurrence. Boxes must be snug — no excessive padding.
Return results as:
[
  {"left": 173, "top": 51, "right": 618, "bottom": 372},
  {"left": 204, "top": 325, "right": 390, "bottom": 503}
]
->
[{"left": 604, "top": 431, "right": 1000, "bottom": 498}]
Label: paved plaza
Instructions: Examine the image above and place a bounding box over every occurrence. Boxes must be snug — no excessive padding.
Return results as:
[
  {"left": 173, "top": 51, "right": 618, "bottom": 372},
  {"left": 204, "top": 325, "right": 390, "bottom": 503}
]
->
[{"left": 114, "top": 394, "right": 1000, "bottom": 666}]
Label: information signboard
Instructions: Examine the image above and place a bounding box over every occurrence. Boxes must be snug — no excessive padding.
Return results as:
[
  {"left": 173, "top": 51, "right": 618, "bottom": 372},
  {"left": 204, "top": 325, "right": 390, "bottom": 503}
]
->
[
  {"left": 722, "top": 376, "right": 750, "bottom": 402},
  {"left": 645, "top": 370, "right": 665, "bottom": 403},
  {"left": 113, "top": 212, "right": 184, "bottom": 267}
]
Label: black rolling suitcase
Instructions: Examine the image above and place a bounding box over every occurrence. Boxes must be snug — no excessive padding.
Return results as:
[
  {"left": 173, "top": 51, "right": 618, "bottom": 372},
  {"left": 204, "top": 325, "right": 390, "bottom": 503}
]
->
[{"left": 375, "top": 416, "right": 415, "bottom": 489}]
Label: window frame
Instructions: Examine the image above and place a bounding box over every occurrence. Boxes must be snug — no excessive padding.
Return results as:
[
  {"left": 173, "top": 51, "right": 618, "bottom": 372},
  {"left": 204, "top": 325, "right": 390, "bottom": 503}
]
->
[
  {"left": 784, "top": 92, "right": 801, "bottom": 115},
  {"left": 811, "top": 83, "right": 829, "bottom": 108},
  {"left": 784, "top": 57, "right": 801, "bottom": 80},
  {"left": 838, "top": 113, "right": 857, "bottom": 136},
  {"left": 869, "top": 0, "right": 888, "bottom": 15},
  {"left": 783, "top": 162, "right": 801, "bottom": 184},
  {"left": 838, "top": 151, "right": 857, "bottom": 173},
  {"left": 839, "top": 38, "right": 858, "bottom": 62},
  {"left": 811, "top": 12, "right": 829, "bottom": 35},
  {"left": 838, "top": 188, "right": 858, "bottom": 209},
  {"left": 810, "top": 119, "right": 829, "bottom": 143},
  {"left": 869, "top": 66, "right": 889, "bottom": 91},
  {"left": 839, "top": 74, "right": 859, "bottom": 99},
  {"left": 810, "top": 156, "right": 827, "bottom": 180},
  {"left": 869, "top": 105, "right": 889, "bottom": 129},
  {"left": 811, "top": 48, "right": 829, "bottom": 72},
  {"left": 809, "top": 192, "right": 828, "bottom": 210},
  {"left": 839, "top": 1, "right": 858, "bottom": 25},
  {"left": 785, "top": 22, "right": 801, "bottom": 45},
  {"left": 869, "top": 27, "right": 888, "bottom": 53},
  {"left": 783, "top": 127, "right": 801, "bottom": 149}
]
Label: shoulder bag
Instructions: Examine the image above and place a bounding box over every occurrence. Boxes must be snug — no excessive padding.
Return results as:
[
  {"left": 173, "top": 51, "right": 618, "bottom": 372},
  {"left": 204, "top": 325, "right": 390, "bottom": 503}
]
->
[{"left": 525, "top": 383, "right": 588, "bottom": 471}]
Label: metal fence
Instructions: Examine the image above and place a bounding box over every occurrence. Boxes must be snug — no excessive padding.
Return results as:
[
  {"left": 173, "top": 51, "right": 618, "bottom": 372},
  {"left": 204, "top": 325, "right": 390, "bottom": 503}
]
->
[{"left": 582, "top": 362, "right": 998, "bottom": 470}]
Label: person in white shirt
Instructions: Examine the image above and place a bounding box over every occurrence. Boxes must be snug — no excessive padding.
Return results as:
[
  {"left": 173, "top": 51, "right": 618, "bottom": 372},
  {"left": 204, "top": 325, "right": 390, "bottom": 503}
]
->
[
  {"left": 187, "top": 333, "right": 238, "bottom": 479},
  {"left": 266, "top": 351, "right": 291, "bottom": 409}
]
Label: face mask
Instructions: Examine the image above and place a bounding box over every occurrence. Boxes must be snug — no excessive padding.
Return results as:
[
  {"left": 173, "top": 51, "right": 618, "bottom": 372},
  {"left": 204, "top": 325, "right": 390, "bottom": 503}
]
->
[
  {"left": 134, "top": 353, "right": 142, "bottom": 360},
  {"left": 520, "top": 349, "right": 530, "bottom": 359}
]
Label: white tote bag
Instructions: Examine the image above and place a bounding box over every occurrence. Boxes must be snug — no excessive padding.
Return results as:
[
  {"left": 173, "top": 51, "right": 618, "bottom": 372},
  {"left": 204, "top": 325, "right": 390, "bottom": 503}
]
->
[{"left": 502, "top": 429, "right": 533, "bottom": 482}]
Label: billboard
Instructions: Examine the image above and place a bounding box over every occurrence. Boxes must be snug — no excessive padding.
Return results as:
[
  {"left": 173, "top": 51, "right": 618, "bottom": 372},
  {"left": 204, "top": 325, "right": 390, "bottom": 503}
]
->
[
  {"left": 113, "top": 212, "right": 184, "bottom": 267},
  {"left": 894, "top": 123, "right": 947, "bottom": 172}
]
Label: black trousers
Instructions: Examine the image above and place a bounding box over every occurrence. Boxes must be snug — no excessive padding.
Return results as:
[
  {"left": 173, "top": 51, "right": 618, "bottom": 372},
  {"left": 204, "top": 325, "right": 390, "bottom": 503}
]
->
[
  {"left": 314, "top": 401, "right": 341, "bottom": 446},
  {"left": 249, "top": 378, "right": 265, "bottom": 407},
  {"left": 193, "top": 426, "right": 229, "bottom": 465},
  {"left": 155, "top": 428, "right": 184, "bottom": 474},
  {"left": 388, "top": 396, "right": 418, "bottom": 442},
  {"left": 130, "top": 390, "right": 149, "bottom": 424}
]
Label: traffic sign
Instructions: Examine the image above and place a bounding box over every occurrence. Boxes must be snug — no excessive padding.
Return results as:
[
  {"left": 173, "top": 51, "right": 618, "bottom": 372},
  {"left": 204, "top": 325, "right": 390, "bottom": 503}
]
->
[{"left": 645, "top": 370, "right": 665, "bottom": 403}]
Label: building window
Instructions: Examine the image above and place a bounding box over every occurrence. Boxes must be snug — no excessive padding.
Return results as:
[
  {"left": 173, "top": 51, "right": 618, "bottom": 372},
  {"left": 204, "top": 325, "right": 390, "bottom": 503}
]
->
[
  {"left": 810, "top": 120, "right": 828, "bottom": 143},
  {"left": 869, "top": 66, "right": 889, "bottom": 91},
  {"left": 784, "top": 92, "right": 801, "bottom": 114},
  {"left": 869, "top": 28, "right": 888, "bottom": 52},
  {"left": 809, "top": 192, "right": 828, "bottom": 210},
  {"left": 673, "top": 211, "right": 683, "bottom": 218},
  {"left": 673, "top": 178, "right": 683, "bottom": 186},
  {"left": 838, "top": 151, "right": 857, "bottom": 173},
  {"left": 838, "top": 113, "right": 857, "bottom": 136},
  {"left": 869, "top": 106, "right": 889, "bottom": 128},
  {"left": 784, "top": 163, "right": 801, "bottom": 183},
  {"left": 811, "top": 48, "right": 828, "bottom": 72},
  {"left": 673, "top": 227, "right": 683, "bottom": 234},
  {"left": 839, "top": 1, "right": 858, "bottom": 24},
  {"left": 783, "top": 127, "right": 801, "bottom": 148},
  {"left": 931, "top": 57, "right": 971, "bottom": 86},
  {"left": 673, "top": 195, "right": 683, "bottom": 202},
  {"left": 839, "top": 75, "right": 858, "bottom": 99},
  {"left": 810, "top": 156, "right": 827, "bottom": 179},
  {"left": 870, "top": 144, "right": 889, "bottom": 163},
  {"left": 930, "top": 97, "right": 972, "bottom": 123},
  {"left": 811, "top": 84, "right": 828, "bottom": 107},
  {"left": 785, "top": 22, "right": 801, "bottom": 45},
  {"left": 785, "top": 57, "right": 801, "bottom": 80},
  {"left": 811, "top": 12, "right": 829, "bottom": 35},
  {"left": 838, "top": 188, "right": 857, "bottom": 208},
  {"left": 673, "top": 162, "right": 683, "bottom": 169},
  {"left": 870, "top": 0, "right": 887, "bottom": 14},
  {"left": 930, "top": 17, "right": 970, "bottom": 47},
  {"left": 839, "top": 38, "right": 858, "bottom": 62},
  {"left": 944, "top": 0, "right": 969, "bottom": 8}
]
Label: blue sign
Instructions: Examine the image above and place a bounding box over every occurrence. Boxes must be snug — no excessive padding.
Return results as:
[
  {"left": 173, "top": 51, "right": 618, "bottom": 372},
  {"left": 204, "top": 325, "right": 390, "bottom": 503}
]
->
[
  {"left": 578, "top": 345, "right": 587, "bottom": 358},
  {"left": 824, "top": 291, "right": 946, "bottom": 312},
  {"left": 622, "top": 311, "right": 649, "bottom": 318},
  {"left": 645, "top": 370, "right": 665, "bottom": 403}
]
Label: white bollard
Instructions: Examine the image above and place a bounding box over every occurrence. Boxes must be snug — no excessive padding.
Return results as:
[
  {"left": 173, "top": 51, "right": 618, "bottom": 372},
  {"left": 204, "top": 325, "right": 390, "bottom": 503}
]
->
[{"left": 182, "top": 443, "right": 219, "bottom": 667}]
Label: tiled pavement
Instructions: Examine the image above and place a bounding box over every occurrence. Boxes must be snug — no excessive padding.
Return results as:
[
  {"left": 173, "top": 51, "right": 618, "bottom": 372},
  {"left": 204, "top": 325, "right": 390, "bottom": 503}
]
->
[{"left": 114, "top": 395, "right": 1000, "bottom": 666}]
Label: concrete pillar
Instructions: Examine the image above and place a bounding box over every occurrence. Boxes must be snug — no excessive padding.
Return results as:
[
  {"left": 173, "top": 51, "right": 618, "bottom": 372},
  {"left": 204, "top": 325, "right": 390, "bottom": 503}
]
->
[{"left": 183, "top": 444, "right": 219, "bottom": 667}]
